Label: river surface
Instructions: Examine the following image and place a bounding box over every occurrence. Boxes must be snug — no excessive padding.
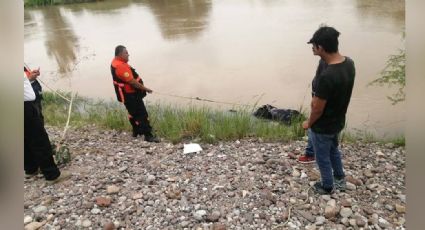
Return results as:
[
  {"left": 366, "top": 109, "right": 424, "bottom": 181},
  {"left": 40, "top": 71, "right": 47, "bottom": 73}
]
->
[{"left": 24, "top": 0, "right": 405, "bottom": 138}]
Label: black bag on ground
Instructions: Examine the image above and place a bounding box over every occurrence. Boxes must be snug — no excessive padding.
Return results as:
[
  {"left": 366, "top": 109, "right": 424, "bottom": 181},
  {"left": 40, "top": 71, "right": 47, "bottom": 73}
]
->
[{"left": 253, "top": 104, "right": 301, "bottom": 125}]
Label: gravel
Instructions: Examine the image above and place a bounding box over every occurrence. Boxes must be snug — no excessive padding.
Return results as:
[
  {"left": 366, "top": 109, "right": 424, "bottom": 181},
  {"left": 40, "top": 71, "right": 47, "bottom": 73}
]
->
[{"left": 24, "top": 126, "right": 406, "bottom": 229}]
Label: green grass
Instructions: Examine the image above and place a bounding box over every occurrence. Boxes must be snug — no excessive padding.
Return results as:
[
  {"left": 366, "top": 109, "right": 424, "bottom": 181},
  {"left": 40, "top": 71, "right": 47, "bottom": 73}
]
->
[
  {"left": 24, "top": 0, "right": 99, "bottom": 7},
  {"left": 41, "top": 91, "right": 405, "bottom": 146},
  {"left": 340, "top": 129, "right": 405, "bottom": 147},
  {"left": 41, "top": 92, "right": 305, "bottom": 144}
]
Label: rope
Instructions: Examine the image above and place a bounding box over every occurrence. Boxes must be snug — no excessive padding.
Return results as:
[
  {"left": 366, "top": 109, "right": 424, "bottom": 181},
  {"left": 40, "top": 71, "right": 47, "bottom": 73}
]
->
[
  {"left": 24, "top": 63, "right": 75, "bottom": 156},
  {"left": 154, "top": 91, "right": 255, "bottom": 107},
  {"left": 271, "top": 185, "right": 314, "bottom": 229},
  {"left": 24, "top": 63, "right": 71, "bottom": 102},
  {"left": 37, "top": 78, "right": 71, "bottom": 103},
  {"left": 54, "top": 92, "right": 76, "bottom": 155},
  {"left": 24, "top": 65, "right": 257, "bottom": 108},
  {"left": 61, "top": 92, "right": 76, "bottom": 141},
  {"left": 25, "top": 62, "right": 259, "bottom": 108}
]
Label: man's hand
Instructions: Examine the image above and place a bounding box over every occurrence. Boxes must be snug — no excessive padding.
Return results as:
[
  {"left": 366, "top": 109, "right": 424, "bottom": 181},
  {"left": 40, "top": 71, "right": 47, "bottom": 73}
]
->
[
  {"left": 27, "top": 68, "right": 40, "bottom": 81},
  {"left": 303, "top": 96, "right": 326, "bottom": 130},
  {"left": 302, "top": 120, "right": 309, "bottom": 130},
  {"left": 129, "top": 78, "right": 153, "bottom": 93},
  {"left": 145, "top": 87, "right": 153, "bottom": 94}
]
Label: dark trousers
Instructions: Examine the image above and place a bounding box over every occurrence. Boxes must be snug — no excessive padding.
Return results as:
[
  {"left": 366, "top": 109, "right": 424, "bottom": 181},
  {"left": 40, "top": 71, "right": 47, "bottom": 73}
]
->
[
  {"left": 24, "top": 101, "right": 60, "bottom": 180},
  {"left": 124, "top": 93, "right": 153, "bottom": 136}
]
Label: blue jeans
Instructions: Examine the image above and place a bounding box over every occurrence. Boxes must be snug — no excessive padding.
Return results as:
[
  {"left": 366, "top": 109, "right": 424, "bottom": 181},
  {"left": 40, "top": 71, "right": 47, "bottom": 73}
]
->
[
  {"left": 309, "top": 129, "right": 345, "bottom": 189},
  {"left": 305, "top": 132, "right": 314, "bottom": 157}
]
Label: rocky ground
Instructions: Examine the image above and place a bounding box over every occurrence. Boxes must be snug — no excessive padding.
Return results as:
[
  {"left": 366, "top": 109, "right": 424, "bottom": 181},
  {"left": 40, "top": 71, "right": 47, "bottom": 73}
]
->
[{"left": 24, "top": 125, "right": 406, "bottom": 230}]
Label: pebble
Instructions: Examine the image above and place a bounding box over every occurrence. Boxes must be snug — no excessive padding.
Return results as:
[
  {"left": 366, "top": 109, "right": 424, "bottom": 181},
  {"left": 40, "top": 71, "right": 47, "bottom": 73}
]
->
[
  {"left": 96, "top": 197, "right": 112, "bottom": 207},
  {"left": 356, "top": 216, "right": 366, "bottom": 227},
  {"left": 24, "top": 222, "right": 43, "bottom": 230},
  {"left": 340, "top": 208, "right": 353, "bottom": 218},
  {"left": 82, "top": 219, "right": 92, "bottom": 227},
  {"left": 346, "top": 182, "right": 356, "bottom": 190},
  {"left": 146, "top": 175, "right": 156, "bottom": 184},
  {"left": 340, "top": 199, "right": 351, "bottom": 207},
  {"left": 33, "top": 206, "right": 47, "bottom": 214},
  {"left": 132, "top": 193, "right": 143, "bottom": 200},
  {"left": 22, "top": 127, "right": 406, "bottom": 229},
  {"left": 349, "top": 218, "right": 357, "bottom": 227},
  {"left": 378, "top": 217, "right": 390, "bottom": 228},
  {"left": 194, "top": 210, "right": 207, "bottom": 221},
  {"left": 106, "top": 185, "right": 120, "bottom": 194},
  {"left": 24, "top": 216, "right": 33, "bottom": 225},
  {"left": 207, "top": 210, "right": 221, "bottom": 222},
  {"left": 292, "top": 169, "right": 301, "bottom": 177},
  {"left": 324, "top": 205, "right": 337, "bottom": 219},
  {"left": 385, "top": 204, "right": 394, "bottom": 211},
  {"left": 315, "top": 216, "right": 326, "bottom": 225},
  {"left": 212, "top": 223, "right": 227, "bottom": 230},
  {"left": 103, "top": 222, "right": 115, "bottom": 230},
  {"left": 181, "top": 220, "right": 190, "bottom": 227},
  {"left": 395, "top": 204, "right": 406, "bottom": 213},
  {"left": 91, "top": 208, "right": 101, "bottom": 214},
  {"left": 341, "top": 217, "right": 349, "bottom": 226}
]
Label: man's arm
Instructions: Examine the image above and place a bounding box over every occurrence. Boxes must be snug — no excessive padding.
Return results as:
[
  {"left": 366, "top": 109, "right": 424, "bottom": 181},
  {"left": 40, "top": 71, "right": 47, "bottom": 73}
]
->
[
  {"left": 128, "top": 78, "right": 152, "bottom": 93},
  {"left": 302, "top": 96, "right": 327, "bottom": 129},
  {"left": 116, "top": 64, "right": 153, "bottom": 93}
]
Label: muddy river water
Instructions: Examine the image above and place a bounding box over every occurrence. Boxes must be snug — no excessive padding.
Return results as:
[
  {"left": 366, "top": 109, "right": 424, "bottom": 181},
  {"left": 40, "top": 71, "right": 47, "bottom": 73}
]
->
[{"left": 24, "top": 0, "right": 405, "bottom": 138}]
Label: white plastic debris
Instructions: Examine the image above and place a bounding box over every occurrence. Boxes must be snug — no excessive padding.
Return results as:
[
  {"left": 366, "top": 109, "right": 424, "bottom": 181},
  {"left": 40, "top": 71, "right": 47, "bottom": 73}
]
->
[{"left": 183, "top": 143, "right": 203, "bottom": 154}]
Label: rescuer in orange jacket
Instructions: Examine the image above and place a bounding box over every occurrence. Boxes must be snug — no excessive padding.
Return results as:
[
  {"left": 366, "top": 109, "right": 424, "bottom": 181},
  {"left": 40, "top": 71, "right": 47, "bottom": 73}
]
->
[{"left": 111, "top": 45, "right": 160, "bottom": 142}]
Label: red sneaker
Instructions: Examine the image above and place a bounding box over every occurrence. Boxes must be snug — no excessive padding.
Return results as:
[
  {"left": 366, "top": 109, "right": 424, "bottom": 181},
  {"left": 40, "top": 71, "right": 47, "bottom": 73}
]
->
[{"left": 298, "top": 155, "right": 315, "bottom": 163}]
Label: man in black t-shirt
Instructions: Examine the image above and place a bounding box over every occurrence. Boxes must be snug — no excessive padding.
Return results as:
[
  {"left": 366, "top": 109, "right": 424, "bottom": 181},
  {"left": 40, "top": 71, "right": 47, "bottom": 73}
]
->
[
  {"left": 298, "top": 59, "right": 328, "bottom": 164},
  {"left": 302, "top": 25, "right": 355, "bottom": 195}
]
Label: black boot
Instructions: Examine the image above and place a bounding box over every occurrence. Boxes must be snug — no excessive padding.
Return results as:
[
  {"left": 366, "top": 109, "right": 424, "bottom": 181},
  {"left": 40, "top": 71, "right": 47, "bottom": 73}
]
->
[{"left": 145, "top": 134, "right": 160, "bottom": 143}]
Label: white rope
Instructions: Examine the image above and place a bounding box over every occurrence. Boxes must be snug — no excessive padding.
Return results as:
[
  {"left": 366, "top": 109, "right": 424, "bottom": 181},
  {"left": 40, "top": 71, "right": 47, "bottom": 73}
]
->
[
  {"left": 154, "top": 91, "right": 255, "bottom": 107},
  {"left": 23, "top": 63, "right": 71, "bottom": 102},
  {"left": 55, "top": 92, "right": 76, "bottom": 153}
]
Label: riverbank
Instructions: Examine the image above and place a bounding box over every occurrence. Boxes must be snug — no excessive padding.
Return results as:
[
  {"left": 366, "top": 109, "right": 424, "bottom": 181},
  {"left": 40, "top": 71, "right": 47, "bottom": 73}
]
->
[
  {"left": 41, "top": 91, "right": 405, "bottom": 145},
  {"left": 24, "top": 125, "right": 406, "bottom": 229},
  {"left": 24, "top": 0, "right": 99, "bottom": 7},
  {"left": 41, "top": 92, "right": 307, "bottom": 144}
]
